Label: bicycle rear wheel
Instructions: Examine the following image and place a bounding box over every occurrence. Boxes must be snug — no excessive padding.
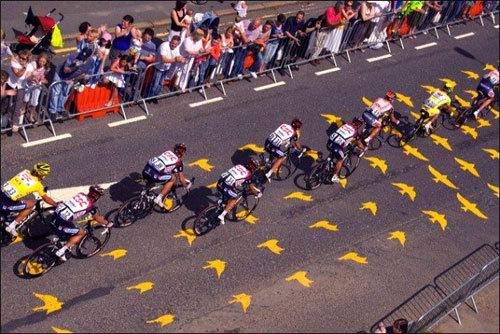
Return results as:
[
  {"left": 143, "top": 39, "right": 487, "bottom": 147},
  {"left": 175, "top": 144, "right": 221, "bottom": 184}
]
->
[
  {"left": 76, "top": 225, "right": 111, "bottom": 258},
  {"left": 193, "top": 206, "right": 220, "bottom": 236},
  {"left": 228, "top": 195, "right": 260, "bottom": 222},
  {"left": 339, "top": 153, "right": 360, "bottom": 178},
  {"left": 114, "top": 195, "right": 152, "bottom": 227},
  {"left": 368, "top": 137, "right": 382, "bottom": 151},
  {"left": 301, "top": 161, "right": 328, "bottom": 190},
  {"left": 24, "top": 243, "right": 60, "bottom": 278},
  {"left": 272, "top": 160, "right": 292, "bottom": 181}
]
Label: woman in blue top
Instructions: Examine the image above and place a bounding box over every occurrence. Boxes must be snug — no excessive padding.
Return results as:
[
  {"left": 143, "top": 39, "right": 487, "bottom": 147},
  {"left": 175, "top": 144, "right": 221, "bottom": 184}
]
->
[{"left": 110, "top": 15, "right": 137, "bottom": 60}]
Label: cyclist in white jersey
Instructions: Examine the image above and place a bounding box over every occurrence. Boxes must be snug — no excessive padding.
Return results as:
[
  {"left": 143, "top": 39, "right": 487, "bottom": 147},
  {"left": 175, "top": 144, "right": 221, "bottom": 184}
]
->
[
  {"left": 216, "top": 159, "right": 262, "bottom": 225},
  {"left": 473, "top": 69, "right": 499, "bottom": 118},
  {"left": 264, "top": 118, "right": 304, "bottom": 182},
  {"left": 362, "top": 91, "right": 400, "bottom": 146}
]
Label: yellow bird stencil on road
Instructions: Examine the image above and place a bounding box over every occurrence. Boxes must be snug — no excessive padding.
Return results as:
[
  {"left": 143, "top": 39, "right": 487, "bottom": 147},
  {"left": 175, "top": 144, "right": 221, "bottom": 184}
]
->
[
  {"left": 229, "top": 293, "right": 252, "bottom": 313},
  {"left": 396, "top": 92, "right": 414, "bottom": 108},
  {"left": 239, "top": 143, "right": 265, "bottom": 154},
  {"left": 422, "top": 210, "right": 448, "bottom": 230},
  {"left": 464, "top": 89, "right": 478, "bottom": 99},
  {"left": 146, "top": 314, "right": 175, "bottom": 327},
  {"left": 427, "top": 165, "right": 459, "bottom": 190},
  {"left": 487, "top": 183, "right": 499, "bottom": 198},
  {"left": 482, "top": 148, "right": 499, "bottom": 160},
  {"left": 456, "top": 193, "right": 488, "bottom": 220},
  {"left": 188, "top": 159, "right": 214, "bottom": 172},
  {"left": 305, "top": 149, "right": 320, "bottom": 161},
  {"left": 460, "top": 125, "right": 478, "bottom": 140},
  {"left": 174, "top": 229, "right": 196, "bottom": 246},
  {"left": 126, "top": 282, "right": 154, "bottom": 294},
  {"left": 285, "top": 271, "right": 314, "bottom": 287},
  {"left": 461, "top": 70, "right": 480, "bottom": 80},
  {"left": 339, "top": 178, "right": 348, "bottom": 188},
  {"left": 360, "top": 201, "right": 378, "bottom": 216},
  {"left": 100, "top": 248, "right": 127, "bottom": 260},
  {"left": 491, "top": 108, "right": 499, "bottom": 119},
  {"left": 454, "top": 95, "right": 471, "bottom": 109},
  {"left": 476, "top": 118, "right": 491, "bottom": 129},
  {"left": 388, "top": 231, "right": 406, "bottom": 246},
  {"left": 206, "top": 182, "right": 217, "bottom": 189},
  {"left": 484, "top": 63, "right": 496, "bottom": 71},
  {"left": 284, "top": 191, "right": 313, "bottom": 202},
  {"left": 403, "top": 144, "right": 429, "bottom": 162},
  {"left": 392, "top": 183, "right": 417, "bottom": 201},
  {"left": 32, "top": 293, "right": 64, "bottom": 315},
  {"left": 440, "top": 78, "right": 457, "bottom": 89},
  {"left": 203, "top": 259, "right": 227, "bottom": 279},
  {"left": 410, "top": 111, "right": 421, "bottom": 121},
  {"left": 257, "top": 239, "right": 284, "bottom": 255},
  {"left": 51, "top": 327, "right": 73, "bottom": 333},
  {"left": 421, "top": 85, "right": 439, "bottom": 94},
  {"left": 338, "top": 252, "right": 368, "bottom": 265},
  {"left": 364, "top": 156, "right": 388, "bottom": 174},
  {"left": 430, "top": 134, "right": 453, "bottom": 151},
  {"left": 362, "top": 96, "right": 373, "bottom": 107},
  {"left": 320, "top": 113, "right": 343, "bottom": 126},
  {"left": 454, "top": 157, "right": 480, "bottom": 178},
  {"left": 309, "top": 220, "right": 339, "bottom": 232},
  {"left": 236, "top": 211, "right": 259, "bottom": 225}
]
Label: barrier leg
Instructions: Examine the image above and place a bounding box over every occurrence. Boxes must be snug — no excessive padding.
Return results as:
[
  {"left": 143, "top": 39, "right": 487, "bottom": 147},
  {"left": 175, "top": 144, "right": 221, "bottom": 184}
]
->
[
  {"left": 346, "top": 50, "right": 352, "bottom": 63},
  {"left": 201, "top": 86, "right": 208, "bottom": 100},
  {"left": 490, "top": 12, "right": 495, "bottom": 24},
  {"left": 434, "top": 27, "right": 440, "bottom": 39},
  {"left": 270, "top": 69, "right": 278, "bottom": 84},
  {"left": 385, "top": 40, "right": 392, "bottom": 54},
  {"left": 470, "top": 295, "right": 479, "bottom": 313},
  {"left": 399, "top": 38, "right": 405, "bottom": 50},
  {"left": 454, "top": 307, "right": 462, "bottom": 325},
  {"left": 217, "top": 81, "right": 227, "bottom": 96},
  {"left": 287, "top": 65, "right": 294, "bottom": 79},
  {"left": 446, "top": 24, "right": 452, "bottom": 36},
  {"left": 20, "top": 126, "right": 30, "bottom": 143},
  {"left": 119, "top": 104, "right": 128, "bottom": 120},
  {"left": 331, "top": 53, "right": 338, "bottom": 67}
]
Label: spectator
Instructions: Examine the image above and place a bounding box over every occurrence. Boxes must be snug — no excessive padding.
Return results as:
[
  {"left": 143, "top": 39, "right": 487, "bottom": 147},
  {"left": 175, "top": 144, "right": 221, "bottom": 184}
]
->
[
  {"left": 180, "top": 8, "right": 195, "bottom": 40},
  {"left": 418, "top": 1, "right": 443, "bottom": 30},
  {"left": 308, "top": 5, "right": 343, "bottom": 63},
  {"left": 230, "top": 19, "right": 262, "bottom": 78},
  {"left": 401, "top": 0, "right": 426, "bottom": 36},
  {"left": 250, "top": 20, "right": 272, "bottom": 76},
  {"left": 232, "top": 1, "right": 248, "bottom": 18},
  {"left": 149, "top": 35, "right": 185, "bottom": 98},
  {"left": 110, "top": 15, "right": 138, "bottom": 60},
  {"left": 260, "top": 14, "right": 286, "bottom": 71},
  {"left": 366, "top": 0, "right": 392, "bottom": 49},
  {"left": 135, "top": 28, "right": 157, "bottom": 70},
  {"left": 178, "top": 28, "right": 205, "bottom": 91},
  {"left": 95, "top": 37, "right": 112, "bottom": 75},
  {"left": 170, "top": 1, "right": 189, "bottom": 42},
  {"left": 196, "top": 33, "right": 222, "bottom": 86},
  {"left": 22, "top": 52, "right": 50, "bottom": 124},
  {"left": 392, "top": 319, "right": 408, "bottom": 334},
  {"left": 348, "top": 2, "right": 375, "bottom": 50},
  {"left": 1, "top": 28, "right": 13, "bottom": 62},
  {"left": 216, "top": 26, "right": 234, "bottom": 79},
  {"left": 76, "top": 21, "right": 91, "bottom": 47},
  {"left": 282, "top": 11, "right": 306, "bottom": 70},
  {"left": 373, "top": 322, "right": 386, "bottom": 334},
  {"left": 324, "top": 1, "right": 357, "bottom": 54},
  {"left": 1, "top": 69, "right": 17, "bottom": 131},
  {"left": 103, "top": 54, "right": 133, "bottom": 106},
  {"left": 77, "top": 27, "right": 100, "bottom": 54},
  {"left": 128, "top": 28, "right": 143, "bottom": 67}
]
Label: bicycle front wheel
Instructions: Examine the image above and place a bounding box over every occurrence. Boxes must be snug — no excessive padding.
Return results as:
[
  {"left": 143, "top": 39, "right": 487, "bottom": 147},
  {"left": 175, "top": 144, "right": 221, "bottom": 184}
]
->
[
  {"left": 24, "top": 243, "right": 60, "bottom": 278},
  {"left": 272, "top": 160, "right": 292, "bottom": 181},
  {"left": 228, "top": 195, "right": 260, "bottom": 222},
  {"left": 115, "top": 196, "right": 152, "bottom": 227},
  {"left": 302, "top": 161, "right": 328, "bottom": 190},
  {"left": 76, "top": 225, "right": 111, "bottom": 258},
  {"left": 339, "top": 153, "right": 360, "bottom": 178},
  {"left": 193, "top": 206, "right": 220, "bottom": 236}
]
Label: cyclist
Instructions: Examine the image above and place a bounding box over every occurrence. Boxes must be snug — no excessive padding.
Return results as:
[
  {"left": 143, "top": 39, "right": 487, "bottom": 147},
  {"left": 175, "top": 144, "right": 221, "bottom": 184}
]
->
[
  {"left": 327, "top": 117, "right": 365, "bottom": 183},
  {"left": 362, "top": 91, "right": 400, "bottom": 147},
  {"left": 142, "top": 143, "right": 192, "bottom": 209},
  {"left": 472, "top": 68, "right": 499, "bottom": 119},
  {"left": 1, "top": 162, "right": 58, "bottom": 237},
  {"left": 52, "top": 185, "right": 111, "bottom": 261},
  {"left": 420, "top": 82, "right": 454, "bottom": 134},
  {"left": 264, "top": 118, "right": 305, "bottom": 182},
  {"left": 216, "top": 159, "right": 263, "bottom": 225}
]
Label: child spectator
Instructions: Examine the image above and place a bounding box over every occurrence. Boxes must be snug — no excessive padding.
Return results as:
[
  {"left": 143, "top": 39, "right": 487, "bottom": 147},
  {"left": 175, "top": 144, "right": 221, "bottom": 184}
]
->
[
  {"left": 136, "top": 28, "right": 157, "bottom": 70},
  {"left": 104, "top": 54, "right": 133, "bottom": 106},
  {"left": 129, "top": 29, "right": 143, "bottom": 68},
  {"left": 180, "top": 8, "right": 195, "bottom": 40},
  {"left": 22, "top": 52, "right": 50, "bottom": 124}
]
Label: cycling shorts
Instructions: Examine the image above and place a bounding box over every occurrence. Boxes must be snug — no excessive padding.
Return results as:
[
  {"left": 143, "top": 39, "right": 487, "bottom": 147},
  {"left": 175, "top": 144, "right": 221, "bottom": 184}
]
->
[
  {"left": 0, "top": 191, "right": 27, "bottom": 212},
  {"left": 51, "top": 215, "right": 80, "bottom": 239},
  {"left": 216, "top": 181, "right": 241, "bottom": 200},
  {"left": 425, "top": 107, "right": 440, "bottom": 117},
  {"left": 362, "top": 111, "right": 381, "bottom": 129},
  {"left": 264, "top": 139, "right": 287, "bottom": 159},
  {"left": 142, "top": 166, "right": 173, "bottom": 184},
  {"left": 477, "top": 82, "right": 495, "bottom": 99},
  {"left": 327, "top": 142, "right": 345, "bottom": 161}
]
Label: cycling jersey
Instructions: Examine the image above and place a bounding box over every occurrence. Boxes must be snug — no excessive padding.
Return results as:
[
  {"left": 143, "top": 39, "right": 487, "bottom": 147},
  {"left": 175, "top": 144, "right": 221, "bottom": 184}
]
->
[
  {"left": 477, "top": 70, "right": 499, "bottom": 98},
  {"left": 217, "top": 165, "right": 252, "bottom": 199},
  {"left": 143, "top": 150, "right": 184, "bottom": 182},
  {"left": 327, "top": 123, "right": 358, "bottom": 160},
  {"left": 52, "top": 192, "right": 97, "bottom": 239},
  {"left": 363, "top": 98, "right": 393, "bottom": 128},
  {"left": 265, "top": 124, "right": 299, "bottom": 158},
  {"left": 421, "top": 89, "right": 451, "bottom": 117},
  {"left": 1, "top": 170, "right": 46, "bottom": 201}
]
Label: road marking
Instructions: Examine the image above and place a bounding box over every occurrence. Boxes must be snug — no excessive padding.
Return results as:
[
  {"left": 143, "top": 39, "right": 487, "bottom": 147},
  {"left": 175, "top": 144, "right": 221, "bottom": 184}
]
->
[
  {"left": 47, "top": 182, "right": 117, "bottom": 201},
  {"left": 189, "top": 97, "right": 223, "bottom": 108},
  {"left": 107, "top": 115, "right": 147, "bottom": 128},
  {"left": 315, "top": 67, "right": 341, "bottom": 76},
  {"left": 21, "top": 133, "right": 72, "bottom": 148},
  {"left": 366, "top": 54, "right": 392, "bottom": 63},
  {"left": 494, "top": 25, "right": 499, "bottom": 29},
  {"left": 454, "top": 32, "right": 475, "bottom": 39},
  {"left": 414, "top": 42, "right": 437, "bottom": 50},
  {"left": 254, "top": 81, "right": 286, "bottom": 91}
]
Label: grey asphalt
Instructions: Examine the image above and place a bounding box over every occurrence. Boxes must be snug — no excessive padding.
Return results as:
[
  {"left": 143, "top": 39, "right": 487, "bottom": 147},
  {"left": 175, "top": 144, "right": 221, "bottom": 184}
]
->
[{"left": 1, "top": 18, "right": 499, "bottom": 333}]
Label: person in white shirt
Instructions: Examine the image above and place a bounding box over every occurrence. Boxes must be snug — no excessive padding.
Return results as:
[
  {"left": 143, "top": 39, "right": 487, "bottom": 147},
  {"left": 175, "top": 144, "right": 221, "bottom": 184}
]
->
[
  {"left": 148, "top": 36, "right": 185, "bottom": 98},
  {"left": 178, "top": 28, "right": 205, "bottom": 91}
]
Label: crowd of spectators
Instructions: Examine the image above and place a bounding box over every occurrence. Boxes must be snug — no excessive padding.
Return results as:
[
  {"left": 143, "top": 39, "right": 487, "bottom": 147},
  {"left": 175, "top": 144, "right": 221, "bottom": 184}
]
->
[{"left": 1, "top": 0, "right": 498, "bottom": 135}]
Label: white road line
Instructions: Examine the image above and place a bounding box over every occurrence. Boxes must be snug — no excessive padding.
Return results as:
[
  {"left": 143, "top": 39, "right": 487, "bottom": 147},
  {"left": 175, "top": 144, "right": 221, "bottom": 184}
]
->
[
  {"left": 366, "top": 54, "right": 392, "bottom": 63},
  {"left": 107, "top": 115, "right": 147, "bottom": 128},
  {"left": 315, "top": 67, "right": 341, "bottom": 76},
  {"left": 414, "top": 42, "right": 437, "bottom": 50},
  {"left": 47, "top": 182, "right": 117, "bottom": 202},
  {"left": 494, "top": 25, "right": 499, "bottom": 29},
  {"left": 189, "top": 97, "right": 224, "bottom": 108},
  {"left": 454, "top": 32, "right": 475, "bottom": 39},
  {"left": 254, "top": 81, "right": 286, "bottom": 91},
  {"left": 21, "top": 133, "right": 72, "bottom": 148}
]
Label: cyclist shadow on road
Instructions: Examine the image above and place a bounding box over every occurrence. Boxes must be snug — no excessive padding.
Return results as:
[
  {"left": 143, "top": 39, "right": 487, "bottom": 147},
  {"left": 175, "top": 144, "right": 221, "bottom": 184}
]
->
[
  {"left": 180, "top": 185, "right": 215, "bottom": 233},
  {"left": 108, "top": 172, "right": 144, "bottom": 204},
  {"left": 231, "top": 148, "right": 257, "bottom": 166}
]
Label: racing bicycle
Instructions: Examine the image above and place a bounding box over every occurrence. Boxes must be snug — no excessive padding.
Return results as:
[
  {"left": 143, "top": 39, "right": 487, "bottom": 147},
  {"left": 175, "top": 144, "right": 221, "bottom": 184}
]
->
[
  {"left": 442, "top": 94, "right": 496, "bottom": 129},
  {"left": 257, "top": 146, "right": 305, "bottom": 181}
]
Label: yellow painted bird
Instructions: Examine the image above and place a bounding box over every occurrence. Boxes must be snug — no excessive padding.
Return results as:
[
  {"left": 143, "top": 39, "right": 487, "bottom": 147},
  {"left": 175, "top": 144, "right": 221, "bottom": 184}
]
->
[
  {"left": 410, "top": 111, "right": 421, "bottom": 121},
  {"left": 395, "top": 92, "right": 414, "bottom": 108},
  {"left": 206, "top": 182, "right": 217, "bottom": 189},
  {"left": 476, "top": 118, "right": 491, "bottom": 128},
  {"left": 257, "top": 239, "right": 284, "bottom": 255},
  {"left": 244, "top": 214, "right": 259, "bottom": 225},
  {"left": 24, "top": 258, "right": 44, "bottom": 276},
  {"left": 487, "top": 183, "right": 499, "bottom": 198},
  {"left": 100, "top": 248, "right": 127, "bottom": 260},
  {"left": 305, "top": 149, "right": 320, "bottom": 161},
  {"left": 338, "top": 252, "right": 368, "bottom": 264},
  {"left": 360, "top": 201, "right": 378, "bottom": 216},
  {"left": 174, "top": 229, "right": 196, "bottom": 246},
  {"left": 491, "top": 108, "right": 499, "bottom": 119},
  {"left": 320, "top": 113, "right": 343, "bottom": 126},
  {"left": 146, "top": 314, "right": 175, "bottom": 327},
  {"left": 454, "top": 157, "right": 480, "bottom": 178},
  {"left": 430, "top": 134, "right": 453, "bottom": 151},
  {"left": 440, "top": 78, "right": 457, "bottom": 89},
  {"left": 484, "top": 64, "right": 496, "bottom": 71},
  {"left": 460, "top": 70, "right": 480, "bottom": 80},
  {"left": 362, "top": 96, "right": 373, "bottom": 107},
  {"left": 427, "top": 165, "right": 459, "bottom": 190},
  {"left": 339, "top": 178, "right": 348, "bottom": 189},
  {"left": 238, "top": 143, "right": 265, "bottom": 154},
  {"left": 422, "top": 210, "right": 448, "bottom": 230},
  {"left": 363, "top": 156, "right": 388, "bottom": 174},
  {"left": 391, "top": 183, "right": 417, "bottom": 201},
  {"left": 460, "top": 125, "right": 478, "bottom": 140},
  {"left": 203, "top": 259, "right": 227, "bottom": 278},
  {"left": 229, "top": 293, "right": 252, "bottom": 313},
  {"left": 464, "top": 89, "right": 478, "bottom": 99},
  {"left": 454, "top": 95, "right": 471, "bottom": 109},
  {"left": 188, "top": 159, "right": 214, "bottom": 172},
  {"left": 11, "top": 235, "right": 23, "bottom": 245},
  {"left": 403, "top": 144, "right": 429, "bottom": 162},
  {"left": 309, "top": 220, "right": 339, "bottom": 232},
  {"left": 283, "top": 191, "right": 313, "bottom": 202},
  {"left": 285, "top": 271, "right": 314, "bottom": 287},
  {"left": 32, "top": 293, "right": 64, "bottom": 315},
  {"left": 51, "top": 327, "right": 73, "bottom": 333},
  {"left": 126, "top": 282, "right": 154, "bottom": 294},
  {"left": 388, "top": 231, "right": 406, "bottom": 246},
  {"left": 421, "top": 85, "right": 439, "bottom": 94},
  {"left": 456, "top": 193, "right": 488, "bottom": 220},
  {"left": 482, "top": 148, "right": 499, "bottom": 160}
]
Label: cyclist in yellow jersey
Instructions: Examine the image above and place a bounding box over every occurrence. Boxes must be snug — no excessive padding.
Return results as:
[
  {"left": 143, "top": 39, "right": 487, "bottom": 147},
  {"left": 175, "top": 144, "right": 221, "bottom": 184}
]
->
[
  {"left": 420, "top": 82, "right": 454, "bottom": 135},
  {"left": 1, "top": 162, "right": 58, "bottom": 237}
]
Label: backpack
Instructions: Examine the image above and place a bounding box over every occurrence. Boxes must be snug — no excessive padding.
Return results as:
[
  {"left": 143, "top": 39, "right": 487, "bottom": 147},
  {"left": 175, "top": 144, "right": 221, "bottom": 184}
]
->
[{"left": 324, "top": 6, "right": 341, "bottom": 27}]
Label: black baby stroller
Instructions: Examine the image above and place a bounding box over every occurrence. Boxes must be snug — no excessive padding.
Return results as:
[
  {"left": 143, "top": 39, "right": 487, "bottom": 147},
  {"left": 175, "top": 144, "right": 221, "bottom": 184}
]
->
[{"left": 10, "top": 7, "right": 64, "bottom": 55}]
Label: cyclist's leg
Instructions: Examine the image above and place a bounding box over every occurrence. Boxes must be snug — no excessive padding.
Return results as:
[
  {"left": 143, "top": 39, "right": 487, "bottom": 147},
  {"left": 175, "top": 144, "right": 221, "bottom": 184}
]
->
[
  {"left": 330, "top": 146, "right": 345, "bottom": 182},
  {"left": 1, "top": 192, "right": 35, "bottom": 235},
  {"left": 217, "top": 184, "right": 240, "bottom": 224},
  {"left": 265, "top": 145, "right": 286, "bottom": 179},
  {"left": 53, "top": 217, "right": 86, "bottom": 260},
  {"left": 474, "top": 96, "right": 494, "bottom": 118},
  {"left": 362, "top": 112, "right": 380, "bottom": 144},
  {"left": 153, "top": 174, "right": 175, "bottom": 207}
]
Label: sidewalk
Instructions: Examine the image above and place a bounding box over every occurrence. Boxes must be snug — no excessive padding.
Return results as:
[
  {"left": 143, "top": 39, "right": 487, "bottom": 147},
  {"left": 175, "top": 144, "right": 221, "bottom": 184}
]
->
[{"left": 431, "top": 279, "right": 499, "bottom": 333}]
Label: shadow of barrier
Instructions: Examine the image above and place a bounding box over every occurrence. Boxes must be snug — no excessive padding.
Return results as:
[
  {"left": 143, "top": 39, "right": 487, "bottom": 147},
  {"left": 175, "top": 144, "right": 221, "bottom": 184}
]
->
[{"left": 370, "top": 243, "right": 499, "bottom": 333}]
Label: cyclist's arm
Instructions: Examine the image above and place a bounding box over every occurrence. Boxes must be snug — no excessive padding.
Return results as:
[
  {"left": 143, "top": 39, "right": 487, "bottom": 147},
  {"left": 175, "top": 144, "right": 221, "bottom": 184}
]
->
[
  {"left": 92, "top": 213, "right": 108, "bottom": 226},
  {"left": 177, "top": 172, "right": 190, "bottom": 188},
  {"left": 291, "top": 138, "right": 302, "bottom": 151},
  {"left": 41, "top": 194, "right": 58, "bottom": 207}
]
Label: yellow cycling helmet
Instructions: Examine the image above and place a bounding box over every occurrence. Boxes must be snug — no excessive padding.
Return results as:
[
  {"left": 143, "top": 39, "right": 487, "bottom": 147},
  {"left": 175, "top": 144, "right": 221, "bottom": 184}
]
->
[{"left": 33, "top": 162, "right": 51, "bottom": 177}]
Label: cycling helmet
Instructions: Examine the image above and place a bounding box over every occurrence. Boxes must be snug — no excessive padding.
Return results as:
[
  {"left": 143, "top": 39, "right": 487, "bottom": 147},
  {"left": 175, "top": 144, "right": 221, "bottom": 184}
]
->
[
  {"left": 33, "top": 162, "right": 51, "bottom": 177},
  {"left": 443, "top": 82, "right": 454, "bottom": 93},
  {"left": 246, "top": 158, "right": 260, "bottom": 173},
  {"left": 350, "top": 117, "right": 364, "bottom": 129},
  {"left": 173, "top": 143, "right": 187, "bottom": 156},
  {"left": 385, "top": 90, "right": 396, "bottom": 101},
  {"left": 88, "top": 185, "right": 105, "bottom": 200},
  {"left": 291, "top": 118, "right": 303, "bottom": 130}
]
